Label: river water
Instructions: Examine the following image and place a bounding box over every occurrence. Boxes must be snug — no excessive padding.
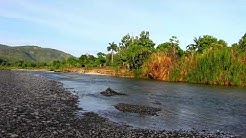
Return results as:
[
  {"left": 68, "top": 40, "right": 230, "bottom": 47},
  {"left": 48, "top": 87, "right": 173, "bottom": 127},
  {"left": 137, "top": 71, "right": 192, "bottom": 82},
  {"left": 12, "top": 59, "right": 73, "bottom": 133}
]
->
[{"left": 31, "top": 71, "right": 246, "bottom": 136}]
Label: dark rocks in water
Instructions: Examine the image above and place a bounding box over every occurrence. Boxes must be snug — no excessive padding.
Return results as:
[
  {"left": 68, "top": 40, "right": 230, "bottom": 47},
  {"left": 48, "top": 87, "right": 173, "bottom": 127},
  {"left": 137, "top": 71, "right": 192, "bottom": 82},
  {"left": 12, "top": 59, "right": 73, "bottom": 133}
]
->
[
  {"left": 0, "top": 71, "right": 240, "bottom": 138},
  {"left": 114, "top": 103, "right": 161, "bottom": 116},
  {"left": 101, "top": 87, "right": 127, "bottom": 96}
]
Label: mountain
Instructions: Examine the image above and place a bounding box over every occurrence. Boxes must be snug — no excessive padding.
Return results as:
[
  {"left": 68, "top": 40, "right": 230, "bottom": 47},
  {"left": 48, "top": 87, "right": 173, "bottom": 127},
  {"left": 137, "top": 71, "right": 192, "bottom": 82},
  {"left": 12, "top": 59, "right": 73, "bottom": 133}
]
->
[{"left": 0, "top": 44, "right": 72, "bottom": 63}]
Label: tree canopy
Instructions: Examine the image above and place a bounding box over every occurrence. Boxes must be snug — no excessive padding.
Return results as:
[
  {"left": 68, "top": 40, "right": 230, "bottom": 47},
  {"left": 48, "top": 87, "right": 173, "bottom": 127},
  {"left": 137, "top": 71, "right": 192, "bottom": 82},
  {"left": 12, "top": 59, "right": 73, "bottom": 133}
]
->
[
  {"left": 1, "top": 31, "right": 246, "bottom": 86},
  {"left": 186, "top": 35, "right": 227, "bottom": 53}
]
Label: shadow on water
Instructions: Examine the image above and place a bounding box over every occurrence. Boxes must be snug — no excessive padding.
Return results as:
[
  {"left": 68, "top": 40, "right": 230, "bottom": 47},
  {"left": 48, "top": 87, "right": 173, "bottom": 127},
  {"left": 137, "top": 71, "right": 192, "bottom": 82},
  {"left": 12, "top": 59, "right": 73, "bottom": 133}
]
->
[{"left": 30, "top": 71, "right": 246, "bottom": 136}]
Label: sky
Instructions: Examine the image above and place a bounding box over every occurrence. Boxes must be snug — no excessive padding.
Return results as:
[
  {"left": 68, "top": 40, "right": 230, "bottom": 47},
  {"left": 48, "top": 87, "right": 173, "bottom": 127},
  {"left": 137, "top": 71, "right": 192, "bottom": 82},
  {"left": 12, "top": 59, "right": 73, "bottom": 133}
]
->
[{"left": 0, "top": 0, "right": 245, "bottom": 57}]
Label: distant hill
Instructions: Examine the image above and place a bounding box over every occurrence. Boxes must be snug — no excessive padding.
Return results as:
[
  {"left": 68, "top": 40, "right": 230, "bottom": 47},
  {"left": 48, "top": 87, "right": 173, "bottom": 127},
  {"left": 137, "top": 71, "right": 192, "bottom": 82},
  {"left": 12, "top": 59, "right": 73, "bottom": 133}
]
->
[{"left": 0, "top": 44, "right": 72, "bottom": 63}]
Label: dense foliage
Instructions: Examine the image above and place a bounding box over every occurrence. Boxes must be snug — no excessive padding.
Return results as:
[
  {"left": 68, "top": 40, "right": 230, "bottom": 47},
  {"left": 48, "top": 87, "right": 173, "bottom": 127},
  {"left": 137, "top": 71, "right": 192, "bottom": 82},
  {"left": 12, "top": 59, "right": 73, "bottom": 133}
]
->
[
  {"left": 1, "top": 32, "right": 246, "bottom": 86},
  {"left": 141, "top": 33, "right": 246, "bottom": 86}
]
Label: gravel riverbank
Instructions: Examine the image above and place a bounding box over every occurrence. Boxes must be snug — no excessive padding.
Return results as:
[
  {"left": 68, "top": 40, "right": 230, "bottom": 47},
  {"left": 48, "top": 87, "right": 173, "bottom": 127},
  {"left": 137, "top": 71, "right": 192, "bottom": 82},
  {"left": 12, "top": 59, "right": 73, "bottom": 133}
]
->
[{"left": 0, "top": 71, "right": 240, "bottom": 138}]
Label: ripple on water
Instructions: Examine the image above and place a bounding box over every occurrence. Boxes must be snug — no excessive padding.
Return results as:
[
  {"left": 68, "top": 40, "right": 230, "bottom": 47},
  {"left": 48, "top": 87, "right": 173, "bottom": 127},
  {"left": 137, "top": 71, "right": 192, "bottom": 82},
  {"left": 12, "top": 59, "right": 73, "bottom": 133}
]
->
[{"left": 31, "top": 71, "right": 246, "bottom": 136}]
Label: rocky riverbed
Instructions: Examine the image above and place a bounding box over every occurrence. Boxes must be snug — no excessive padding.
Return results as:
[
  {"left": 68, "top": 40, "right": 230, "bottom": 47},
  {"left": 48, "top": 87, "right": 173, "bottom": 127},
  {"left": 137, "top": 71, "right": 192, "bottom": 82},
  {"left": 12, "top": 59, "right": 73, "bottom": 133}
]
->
[
  {"left": 0, "top": 71, "right": 240, "bottom": 138},
  {"left": 114, "top": 103, "right": 161, "bottom": 116}
]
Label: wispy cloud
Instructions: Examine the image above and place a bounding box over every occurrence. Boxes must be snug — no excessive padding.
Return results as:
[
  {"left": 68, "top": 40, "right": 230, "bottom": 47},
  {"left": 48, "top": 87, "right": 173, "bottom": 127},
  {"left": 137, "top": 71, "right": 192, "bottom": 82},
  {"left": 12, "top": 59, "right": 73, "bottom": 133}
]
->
[{"left": 0, "top": 0, "right": 245, "bottom": 56}]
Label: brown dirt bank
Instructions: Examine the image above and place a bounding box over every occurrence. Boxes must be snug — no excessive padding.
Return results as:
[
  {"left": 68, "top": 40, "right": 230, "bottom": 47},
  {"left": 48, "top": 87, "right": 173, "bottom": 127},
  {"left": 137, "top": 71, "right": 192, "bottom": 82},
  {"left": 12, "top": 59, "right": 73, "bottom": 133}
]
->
[
  {"left": 0, "top": 71, "right": 240, "bottom": 137},
  {"left": 62, "top": 67, "right": 134, "bottom": 78}
]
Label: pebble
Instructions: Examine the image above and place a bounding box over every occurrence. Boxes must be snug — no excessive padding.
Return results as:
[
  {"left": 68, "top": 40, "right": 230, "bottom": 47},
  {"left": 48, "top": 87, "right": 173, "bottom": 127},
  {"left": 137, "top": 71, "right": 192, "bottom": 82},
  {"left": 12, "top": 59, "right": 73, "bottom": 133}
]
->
[
  {"left": 0, "top": 71, "right": 240, "bottom": 138},
  {"left": 10, "top": 134, "right": 19, "bottom": 138},
  {"left": 114, "top": 103, "right": 161, "bottom": 116}
]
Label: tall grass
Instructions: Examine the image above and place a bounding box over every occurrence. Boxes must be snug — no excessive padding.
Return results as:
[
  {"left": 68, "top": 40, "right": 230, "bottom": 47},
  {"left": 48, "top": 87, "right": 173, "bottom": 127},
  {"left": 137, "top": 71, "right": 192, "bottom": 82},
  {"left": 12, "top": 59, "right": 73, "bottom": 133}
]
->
[
  {"left": 142, "top": 46, "right": 246, "bottom": 86},
  {"left": 186, "top": 47, "right": 246, "bottom": 86},
  {"left": 169, "top": 52, "right": 198, "bottom": 82}
]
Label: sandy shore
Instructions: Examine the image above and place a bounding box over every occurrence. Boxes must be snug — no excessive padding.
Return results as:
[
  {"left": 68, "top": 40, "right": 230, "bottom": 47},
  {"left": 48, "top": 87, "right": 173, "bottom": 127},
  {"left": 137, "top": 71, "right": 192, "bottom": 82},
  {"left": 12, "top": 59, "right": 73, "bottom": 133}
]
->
[
  {"left": 0, "top": 71, "right": 239, "bottom": 138},
  {"left": 11, "top": 68, "right": 134, "bottom": 78}
]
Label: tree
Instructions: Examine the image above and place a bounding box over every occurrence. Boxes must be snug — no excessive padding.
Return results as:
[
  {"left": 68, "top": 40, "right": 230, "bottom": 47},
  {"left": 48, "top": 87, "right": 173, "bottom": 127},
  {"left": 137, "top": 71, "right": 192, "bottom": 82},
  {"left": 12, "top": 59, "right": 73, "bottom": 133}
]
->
[
  {"left": 78, "top": 54, "right": 96, "bottom": 67},
  {"left": 157, "top": 36, "right": 183, "bottom": 59},
  {"left": 123, "top": 31, "right": 155, "bottom": 69},
  {"left": 66, "top": 56, "right": 78, "bottom": 67},
  {"left": 186, "top": 37, "right": 201, "bottom": 52},
  {"left": 97, "top": 52, "right": 106, "bottom": 57},
  {"left": 138, "top": 31, "right": 155, "bottom": 49},
  {"left": 96, "top": 52, "right": 106, "bottom": 67},
  {"left": 156, "top": 42, "right": 172, "bottom": 52},
  {"left": 238, "top": 33, "right": 246, "bottom": 52},
  {"left": 186, "top": 35, "right": 226, "bottom": 53},
  {"left": 51, "top": 60, "right": 62, "bottom": 69},
  {"left": 169, "top": 36, "right": 183, "bottom": 58},
  {"left": 107, "top": 42, "right": 118, "bottom": 63},
  {"left": 119, "top": 34, "right": 132, "bottom": 50},
  {"left": 169, "top": 36, "right": 179, "bottom": 45}
]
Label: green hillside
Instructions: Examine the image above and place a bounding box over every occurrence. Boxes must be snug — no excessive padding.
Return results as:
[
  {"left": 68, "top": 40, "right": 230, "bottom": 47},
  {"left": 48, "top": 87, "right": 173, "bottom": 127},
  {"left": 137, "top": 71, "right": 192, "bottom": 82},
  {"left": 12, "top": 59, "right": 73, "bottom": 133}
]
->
[{"left": 0, "top": 44, "right": 72, "bottom": 63}]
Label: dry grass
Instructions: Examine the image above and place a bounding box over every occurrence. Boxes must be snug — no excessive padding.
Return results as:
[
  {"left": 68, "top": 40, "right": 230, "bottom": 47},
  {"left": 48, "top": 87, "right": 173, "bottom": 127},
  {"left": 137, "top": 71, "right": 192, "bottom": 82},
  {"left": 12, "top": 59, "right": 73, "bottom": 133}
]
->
[{"left": 142, "top": 52, "right": 176, "bottom": 80}]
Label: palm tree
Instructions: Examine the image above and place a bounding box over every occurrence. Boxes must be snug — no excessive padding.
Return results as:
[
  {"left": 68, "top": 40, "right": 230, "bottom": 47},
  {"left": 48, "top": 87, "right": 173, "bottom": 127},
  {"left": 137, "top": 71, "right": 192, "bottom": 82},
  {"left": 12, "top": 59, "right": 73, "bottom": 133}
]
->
[
  {"left": 186, "top": 37, "right": 201, "bottom": 52},
  {"left": 107, "top": 42, "right": 118, "bottom": 63}
]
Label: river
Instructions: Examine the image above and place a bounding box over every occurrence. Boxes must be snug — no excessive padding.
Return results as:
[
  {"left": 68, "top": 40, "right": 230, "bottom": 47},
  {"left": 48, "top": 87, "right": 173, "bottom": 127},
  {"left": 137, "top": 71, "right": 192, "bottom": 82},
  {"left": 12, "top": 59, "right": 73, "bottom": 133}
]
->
[{"left": 30, "top": 71, "right": 246, "bottom": 136}]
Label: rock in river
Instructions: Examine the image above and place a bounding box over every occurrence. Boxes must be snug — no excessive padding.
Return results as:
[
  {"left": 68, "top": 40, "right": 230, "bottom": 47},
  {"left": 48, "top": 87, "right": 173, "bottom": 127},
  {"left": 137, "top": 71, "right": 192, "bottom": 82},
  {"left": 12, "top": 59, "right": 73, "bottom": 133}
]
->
[
  {"left": 114, "top": 103, "right": 161, "bottom": 116},
  {"left": 0, "top": 71, "right": 239, "bottom": 138},
  {"left": 100, "top": 87, "right": 127, "bottom": 96}
]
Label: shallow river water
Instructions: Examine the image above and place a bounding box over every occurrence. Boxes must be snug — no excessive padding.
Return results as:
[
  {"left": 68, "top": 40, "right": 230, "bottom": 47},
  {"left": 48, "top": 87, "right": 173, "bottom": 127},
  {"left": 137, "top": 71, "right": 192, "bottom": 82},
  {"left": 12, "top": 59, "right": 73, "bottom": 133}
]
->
[{"left": 31, "top": 71, "right": 246, "bottom": 136}]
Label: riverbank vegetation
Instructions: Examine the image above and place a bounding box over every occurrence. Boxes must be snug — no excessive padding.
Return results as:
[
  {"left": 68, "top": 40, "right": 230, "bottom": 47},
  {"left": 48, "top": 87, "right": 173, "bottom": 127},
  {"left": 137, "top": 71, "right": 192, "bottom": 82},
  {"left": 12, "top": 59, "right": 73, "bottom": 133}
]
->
[{"left": 1, "top": 32, "right": 245, "bottom": 86}]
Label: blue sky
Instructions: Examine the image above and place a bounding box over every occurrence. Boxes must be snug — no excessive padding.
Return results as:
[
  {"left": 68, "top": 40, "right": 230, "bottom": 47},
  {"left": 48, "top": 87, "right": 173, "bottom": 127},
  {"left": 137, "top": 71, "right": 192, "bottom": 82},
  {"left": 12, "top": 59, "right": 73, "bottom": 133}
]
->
[{"left": 0, "top": 0, "right": 245, "bottom": 57}]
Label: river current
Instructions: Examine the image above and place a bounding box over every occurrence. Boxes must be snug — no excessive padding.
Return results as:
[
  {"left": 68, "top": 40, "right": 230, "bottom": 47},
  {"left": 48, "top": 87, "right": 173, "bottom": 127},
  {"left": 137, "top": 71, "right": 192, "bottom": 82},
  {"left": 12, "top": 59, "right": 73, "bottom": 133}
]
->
[{"left": 30, "top": 71, "right": 246, "bottom": 136}]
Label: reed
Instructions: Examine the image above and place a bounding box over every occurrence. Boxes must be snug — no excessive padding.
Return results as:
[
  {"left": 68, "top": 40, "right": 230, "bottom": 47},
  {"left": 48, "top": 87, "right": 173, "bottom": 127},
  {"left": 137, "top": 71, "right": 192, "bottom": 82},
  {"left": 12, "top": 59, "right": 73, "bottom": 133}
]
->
[
  {"left": 142, "top": 46, "right": 246, "bottom": 86},
  {"left": 186, "top": 47, "right": 246, "bottom": 86}
]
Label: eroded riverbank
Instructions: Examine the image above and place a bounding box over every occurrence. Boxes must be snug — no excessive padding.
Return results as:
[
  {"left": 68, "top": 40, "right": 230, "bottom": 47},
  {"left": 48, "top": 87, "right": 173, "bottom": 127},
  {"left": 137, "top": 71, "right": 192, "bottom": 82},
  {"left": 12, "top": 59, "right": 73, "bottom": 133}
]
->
[{"left": 0, "top": 71, "right": 242, "bottom": 137}]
